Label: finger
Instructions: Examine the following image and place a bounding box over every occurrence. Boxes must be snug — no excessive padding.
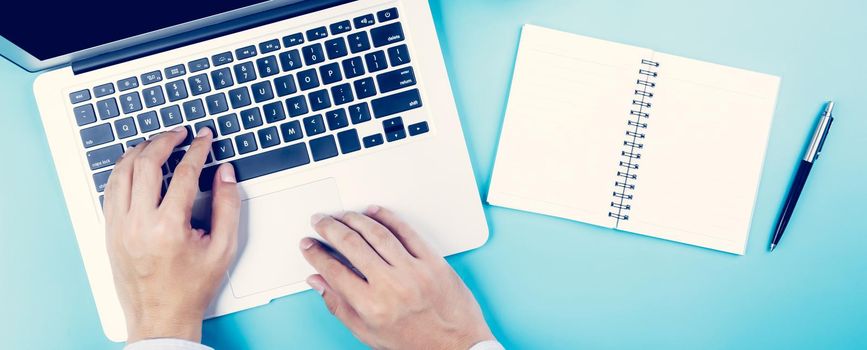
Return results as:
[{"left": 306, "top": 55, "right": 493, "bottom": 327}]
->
[
  {"left": 336, "top": 211, "right": 414, "bottom": 266},
  {"left": 208, "top": 163, "right": 240, "bottom": 259},
  {"left": 129, "top": 126, "right": 188, "bottom": 210},
  {"left": 364, "top": 205, "right": 436, "bottom": 260},
  {"left": 161, "top": 128, "right": 213, "bottom": 217},
  {"left": 300, "top": 238, "right": 368, "bottom": 305},
  {"left": 311, "top": 214, "right": 388, "bottom": 276},
  {"left": 104, "top": 141, "right": 148, "bottom": 218},
  {"left": 306, "top": 274, "right": 365, "bottom": 330}
]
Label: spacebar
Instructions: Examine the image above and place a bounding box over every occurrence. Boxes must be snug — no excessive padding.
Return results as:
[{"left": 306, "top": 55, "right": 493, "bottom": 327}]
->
[{"left": 199, "top": 142, "right": 311, "bottom": 192}]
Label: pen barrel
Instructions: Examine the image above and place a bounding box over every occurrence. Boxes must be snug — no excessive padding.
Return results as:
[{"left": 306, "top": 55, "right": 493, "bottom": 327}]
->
[{"left": 772, "top": 160, "right": 813, "bottom": 243}]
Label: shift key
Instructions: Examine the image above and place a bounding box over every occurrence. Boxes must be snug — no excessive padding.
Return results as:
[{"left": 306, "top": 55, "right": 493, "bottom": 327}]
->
[{"left": 371, "top": 89, "right": 422, "bottom": 118}]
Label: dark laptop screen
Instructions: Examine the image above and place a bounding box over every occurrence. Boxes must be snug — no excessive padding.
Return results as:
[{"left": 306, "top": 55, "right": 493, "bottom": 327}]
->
[{"left": 0, "top": 0, "right": 270, "bottom": 60}]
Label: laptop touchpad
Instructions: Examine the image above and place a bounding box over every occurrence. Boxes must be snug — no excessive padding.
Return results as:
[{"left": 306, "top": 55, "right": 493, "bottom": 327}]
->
[{"left": 228, "top": 178, "right": 343, "bottom": 298}]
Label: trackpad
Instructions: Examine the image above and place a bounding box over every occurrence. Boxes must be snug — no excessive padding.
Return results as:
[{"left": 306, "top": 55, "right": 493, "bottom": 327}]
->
[{"left": 228, "top": 178, "right": 343, "bottom": 298}]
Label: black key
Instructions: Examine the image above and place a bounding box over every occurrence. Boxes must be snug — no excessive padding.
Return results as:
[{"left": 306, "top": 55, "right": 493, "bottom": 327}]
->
[
  {"left": 165, "top": 80, "right": 189, "bottom": 102},
  {"left": 118, "top": 77, "right": 139, "bottom": 91},
  {"left": 362, "top": 134, "right": 384, "bottom": 148},
  {"left": 337, "top": 129, "right": 361, "bottom": 154},
  {"left": 142, "top": 86, "right": 166, "bottom": 108},
  {"left": 383, "top": 116, "right": 403, "bottom": 132},
  {"left": 183, "top": 99, "right": 206, "bottom": 121},
  {"left": 342, "top": 57, "right": 365, "bottom": 79},
  {"left": 371, "top": 22, "right": 404, "bottom": 47},
  {"left": 235, "top": 132, "right": 258, "bottom": 155},
  {"left": 325, "top": 109, "right": 349, "bottom": 130},
  {"left": 386, "top": 128, "right": 406, "bottom": 142},
  {"left": 70, "top": 89, "right": 91, "bottom": 104},
  {"left": 262, "top": 101, "right": 286, "bottom": 123},
  {"left": 377, "top": 67, "right": 416, "bottom": 93},
  {"left": 233, "top": 62, "right": 257, "bottom": 84},
  {"left": 96, "top": 98, "right": 120, "bottom": 120},
  {"left": 235, "top": 45, "right": 257, "bottom": 59},
  {"left": 80, "top": 123, "right": 115, "bottom": 148},
  {"left": 331, "top": 83, "right": 354, "bottom": 105},
  {"left": 387, "top": 44, "right": 411, "bottom": 66},
  {"left": 199, "top": 142, "right": 310, "bottom": 192},
  {"left": 180, "top": 125, "right": 195, "bottom": 147},
  {"left": 141, "top": 70, "right": 163, "bottom": 85},
  {"left": 87, "top": 143, "right": 124, "bottom": 170},
  {"left": 251, "top": 81, "right": 275, "bottom": 102},
  {"left": 94, "top": 83, "right": 115, "bottom": 98},
  {"left": 212, "top": 51, "right": 234, "bottom": 66},
  {"left": 273, "top": 75, "right": 296, "bottom": 97},
  {"left": 167, "top": 150, "right": 186, "bottom": 172},
  {"left": 303, "top": 114, "right": 326, "bottom": 136},
  {"left": 194, "top": 119, "right": 217, "bottom": 137},
  {"left": 165, "top": 64, "right": 186, "bottom": 79},
  {"left": 114, "top": 117, "right": 138, "bottom": 139},
  {"left": 353, "top": 77, "right": 376, "bottom": 99},
  {"left": 348, "top": 102, "right": 372, "bottom": 124},
  {"left": 309, "top": 89, "right": 331, "bottom": 112},
  {"left": 330, "top": 20, "right": 351, "bottom": 35},
  {"left": 211, "top": 68, "right": 234, "bottom": 90},
  {"left": 282, "top": 33, "right": 304, "bottom": 48},
  {"left": 408, "top": 121, "right": 429, "bottom": 136},
  {"left": 306, "top": 26, "right": 328, "bottom": 41},
  {"left": 364, "top": 50, "right": 388, "bottom": 73},
  {"left": 228, "top": 87, "right": 252, "bottom": 109},
  {"left": 310, "top": 135, "right": 338, "bottom": 161},
  {"left": 279, "top": 49, "right": 303, "bottom": 72},
  {"left": 160, "top": 105, "right": 183, "bottom": 126},
  {"left": 212, "top": 139, "right": 235, "bottom": 161},
  {"left": 240, "top": 107, "right": 264, "bottom": 129},
  {"left": 280, "top": 120, "right": 303, "bottom": 142},
  {"left": 127, "top": 137, "right": 146, "bottom": 148},
  {"left": 188, "top": 73, "right": 212, "bottom": 96},
  {"left": 297, "top": 69, "right": 320, "bottom": 91},
  {"left": 137, "top": 111, "right": 160, "bottom": 133},
  {"left": 377, "top": 8, "right": 399, "bottom": 22},
  {"left": 354, "top": 14, "right": 375, "bottom": 29},
  {"left": 371, "top": 89, "right": 422, "bottom": 118},
  {"left": 188, "top": 58, "right": 210, "bottom": 72},
  {"left": 259, "top": 39, "right": 281, "bottom": 54},
  {"left": 205, "top": 93, "right": 229, "bottom": 115},
  {"left": 285, "top": 95, "right": 309, "bottom": 117},
  {"left": 258, "top": 126, "right": 281, "bottom": 148},
  {"left": 218, "top": 113, "right": 241, "bottom": 136},
  {"left": 93, "top": 170, "right": 112, "bottom": 193},
  {"left": 302, "top": 43, "right": 325, "bottom": 66},
  {"left": 73, "top": 104, "right": 97, "bottom": 126},
  {"left": 347, "top": 32, "right": 371, "bottom": 54},
  {"left": 256, "top": 55, "right": 279, "bottom": 78},
  {"left": 320, "top": 63, "right": 342, "bottom": 85},
  {"left": 324, "top": 38, "right": 348, "bottom": 60}
]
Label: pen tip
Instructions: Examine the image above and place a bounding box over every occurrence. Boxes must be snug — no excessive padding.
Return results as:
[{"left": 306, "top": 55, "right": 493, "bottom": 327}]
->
[{"left": 769, "top": 244, "right": 776, "bottom": 252}]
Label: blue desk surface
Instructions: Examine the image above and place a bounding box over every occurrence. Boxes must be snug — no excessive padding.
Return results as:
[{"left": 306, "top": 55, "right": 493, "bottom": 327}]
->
[{"left": 1, "top": 0, "right": 865, "bottom": 348}]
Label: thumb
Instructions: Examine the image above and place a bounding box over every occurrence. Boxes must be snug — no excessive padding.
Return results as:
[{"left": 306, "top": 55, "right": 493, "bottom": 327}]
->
[{"left": 209, "top": 163, "right": 240, "bottom": 259}]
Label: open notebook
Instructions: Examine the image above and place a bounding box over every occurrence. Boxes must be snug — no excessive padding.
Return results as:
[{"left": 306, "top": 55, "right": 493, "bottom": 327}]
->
[{"left": 488, "top": 25, "right": 780, "bottom": 254}]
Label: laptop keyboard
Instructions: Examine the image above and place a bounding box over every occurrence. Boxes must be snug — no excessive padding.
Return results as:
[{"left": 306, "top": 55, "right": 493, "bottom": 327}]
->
[{"left": 68, "top": 7, "right": 431, "bottom": 199}]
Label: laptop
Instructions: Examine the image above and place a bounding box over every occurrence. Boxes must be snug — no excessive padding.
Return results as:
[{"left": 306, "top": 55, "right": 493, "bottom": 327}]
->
[{"left": 0, "top": 0, "right": 488, "bottom": 341}]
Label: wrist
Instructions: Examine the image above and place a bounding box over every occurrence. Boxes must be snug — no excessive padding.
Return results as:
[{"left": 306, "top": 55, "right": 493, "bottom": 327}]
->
[
  {"left": 452, "top": 325, "right": 495, "bottom": 350},
  {"left": 126, "top": 311, "right": 203, "bottom": 343}
]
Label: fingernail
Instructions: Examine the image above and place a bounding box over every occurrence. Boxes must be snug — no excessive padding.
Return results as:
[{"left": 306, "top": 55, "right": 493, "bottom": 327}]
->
[
  {"left": 364, "top": 205, "right": 380, "bottom": 215},
  {"left": 196, "top": 127, "right": 212, "bottom": 138},
  {"left": 307, "top": 278, "right": 325, "bottom": 295},
  {"left": 172, "top": 126, "right": 186, "bottom": 133},
  {"left": 220, "top": 164, "right": 236, "bottom": 183},
  {"left": 310, "top": 213, "right": 327, "bottom": 226},
  {"left": 299, "top": 237, "right": 315, "bottom": 250}
]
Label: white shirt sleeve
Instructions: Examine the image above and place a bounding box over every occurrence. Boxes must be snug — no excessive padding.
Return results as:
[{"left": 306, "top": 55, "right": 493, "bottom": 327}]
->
[
  {"left": 124, "top": 338, "right": 213, "bottom": 350},
  {"left": 469, "top": 340, "right": 506, "bottom": 350}
]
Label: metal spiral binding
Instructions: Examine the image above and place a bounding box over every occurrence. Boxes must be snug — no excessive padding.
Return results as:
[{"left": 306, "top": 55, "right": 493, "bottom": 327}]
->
[{"left": 608, "top": 58, "right": 660, "bottom": 226}]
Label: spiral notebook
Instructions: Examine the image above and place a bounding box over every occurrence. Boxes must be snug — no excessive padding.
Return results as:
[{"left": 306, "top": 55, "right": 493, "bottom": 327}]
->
[{"left": 488, "top": 25, "right": 780, "bottom": 254}]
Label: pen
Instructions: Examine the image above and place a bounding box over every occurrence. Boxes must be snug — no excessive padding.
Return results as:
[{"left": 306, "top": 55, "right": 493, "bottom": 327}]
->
[{"left": 769, "top": 101, "right": 835, "bottom": 252}]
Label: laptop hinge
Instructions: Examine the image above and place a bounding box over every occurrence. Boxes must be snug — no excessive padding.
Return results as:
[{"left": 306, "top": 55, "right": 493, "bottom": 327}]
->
[{"left": 72, "top": 0, "right": 354, "bottom": 75}]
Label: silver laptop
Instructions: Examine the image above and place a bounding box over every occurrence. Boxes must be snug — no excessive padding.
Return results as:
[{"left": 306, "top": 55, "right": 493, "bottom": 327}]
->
[{"left": 1, "top": 0, "right": 488, "bottom": 341}]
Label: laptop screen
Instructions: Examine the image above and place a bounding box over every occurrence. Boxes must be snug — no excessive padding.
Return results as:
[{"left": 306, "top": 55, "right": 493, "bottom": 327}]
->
[{"left": 0, "top": 0, "right": 272, "bottom": 60}]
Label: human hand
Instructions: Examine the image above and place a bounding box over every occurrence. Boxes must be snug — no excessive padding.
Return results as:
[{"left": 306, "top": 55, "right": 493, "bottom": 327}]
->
[
  {"left": 103, "top": 127, "right": 240, "bottom": 343},
  {"left": 300, "top": 206, "right": 494, "bottom": 350}
]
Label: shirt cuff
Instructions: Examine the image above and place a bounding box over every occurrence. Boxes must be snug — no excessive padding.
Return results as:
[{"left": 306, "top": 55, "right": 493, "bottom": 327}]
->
[
  {"left": 469, "top": 339, "right": 505, "bottom": 350},
  {"left": 124, "top": 338, "right": 213, "bottom": 350}
]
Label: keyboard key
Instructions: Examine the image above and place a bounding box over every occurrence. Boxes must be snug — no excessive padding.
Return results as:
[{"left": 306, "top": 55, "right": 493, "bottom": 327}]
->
[
  {"left": 212, "top": 138, "right": 235, "bottom": 161},
  {"left": 259, "top": 39, "right": 281, "bottom": 54},
  {"left": 251, "top": 81, "right": 274, "bottom": 102},
  {"left": 348, "top": 103, "right": 372, "bottom": 124},
  {"left": 297, "top": 69, "right": 320, "bottom": 91},
  {"left": 262, "top": 101, "right": 286, "bottom": 123},
  {"left": 240, "top": 107, "right": 263, "bottom": 129},
  {"left": 188, "top": 74, "right": 212, "bottom": 96},
  {"left": 228, "top": 87, "right": 252, "bottom": 109},
  {"left": 165, "top": 64, "right": 186, "bottom": 79},
  {"left": 337, "top": 129, "right": 361, "bottom": 154},
  {"left": 353, "top": 14, "right": 375, "bottom": 29},
  {"left": 282, "top": 32, "right": 304, "bottom": 47},
  {"left": 387, "top": 44, "right": 411, "bottom": 66},
  {"left": 331, "top": 83, "right": 354, "bottom": 105},
  {"left": 377, "top": 8, "right": 399, "bottom": 22},
  {"left": 233, "top": 62, "right": 257, "bottom": 84},
  {"left": 309, "top": 89, "right": 331, "bottom": 111},
  {"left": 353, "top": 77, "right": 376, "bottom": 99},
  {"left": 377, "top": 67, "right": 416, "bottom": 93},
  {"left": 330, "top": 20, "right": 351, "bottom": 35},
  {"left": 163, "top": 81, "right": 187, "bottom": 102},
  {"left": 342, "top": 57, "right": 365, "bottom": 78},
  {"left": 137, "top": 111, "right": 160, "bottom": 133},
  {"left": 310, "top": 135, "right": 338, "bottom": 161},
  {"left": 188, "top": 58, "right": 210, "bottom": 72},
  {"left": 114, "top": 117, "right": 138, "bottom": 139},
  {"left": 211, "top": 68, "right": 234, "bottom": 90},
  {"left": 362, "top": 134, "right": 384, "bottom": 148},
  {"left": 280, "top": 120, "right": 303, "bottom": 142},
  {"left": 218, "top": 113, "right": 241, "bottom": 136},
  {"left": 279, "top": 49, "right": 303, "bottom": 72},
  {"left": 371, "top": 89, "right": 422, "bottom": 118},
  {"left": 127, "top": 137, "right": 146, "bottom": 148},
  {"left": 142, "top": 86, "right": 166, "bottom": 108},
  {"left": 273, "top": 75, "right": 296, "bottom": 97},
  {"left": 167, "top": 150, "right": 185, "bottom": 172},
  {"left": 371, "top": 22, "right": 404, "bottom": 47},
  {"left": 347, "top": 32, "right": 371, "bottom": 54},
  {"left": 285, "top": 95, "right": 309, "bottom": 117},
  {"left": 408, "top": 121, "right": 429, "bottom": 136},
  {"left": 96, "top": 98, "right": 120, "bottom": 120},
  {"left": 94, "top": 83, "right": 115, "bottom": 98},
  {"left": 235, "top": 45, "right": 257, "bottom": 59},
  {"left": 258, "top": 126, "right": 281, "bottom": 148},
  {"left": 212, "top": 51, "right": 234, "bottom": 66},
  {"left": 319, "top": 63, "right": 342, "bottom": 85},
  {"left": 303, "top": 114, "right": 326, "bottom": 136},
  {"left": 183, "top": 99, "right": 206, "bottom": 121},
  {"left": 324, "top": 38, "right": 348, "bottom": 60},
  {"left": 306, "top": 26, "right": 328, "bottom": 41},
  {"left": 383, "top": 116, "right": 403, "bottom": 131},
  {"left": 73, "top": 104, "right": 97, "bottom": 126},
  {"left": 325, "top": 109, "right": 349, "bottom": 130},
  {"left": 256, "top": 55, "right": 279, "bottom": 78},
  {"left": 365, "top": 50, "right": 388, "bottom": 73},
  {"left": 302, "top": 43, "right": 325, "bottom": 66},
  {"left": 194, "top": 119, "right": 217, "bottom": 137},
  {"left": 93, "top": 170, "right": 112, "bottom": 192},
  {"left": 80, "top": 123, "right": 114, "bottom": 148},
  {"left": 198, "top": 142, "right": 310, "bottom": 192},
  {"left": 141, "top": 71, "right": 163, "bottom": 85},
  {"left": 118, "top": 77, "right": 139, "bottom": 91},
  {"left": 386, "top": 128, "right": 406, "bottom": 142},
  {"left": 87, "top": 143, "right": 124, "bottom": 170},
  {"left": 179, "top": 125, "right": 194, "bottom": 147},
  {"left": 70, "top": 89, "right": 91, "bottom": 104},
  {"left": 160, "top": 105, "right": 184, "bottom": 126},
  {"left": 205, "top": 93, "right": 229, "bottom": 115},
  {"left": 235, "top": 132, "right": 258, "bottom": 155}
]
